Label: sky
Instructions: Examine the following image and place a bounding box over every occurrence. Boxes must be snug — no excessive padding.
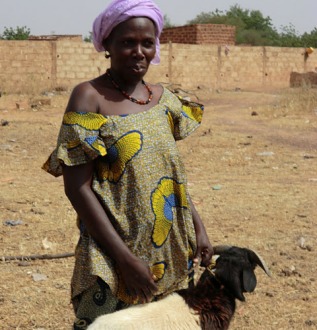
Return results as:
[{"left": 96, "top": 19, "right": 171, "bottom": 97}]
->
[{"left": 0, "top": 0, "right": 316, "bottom": 38}]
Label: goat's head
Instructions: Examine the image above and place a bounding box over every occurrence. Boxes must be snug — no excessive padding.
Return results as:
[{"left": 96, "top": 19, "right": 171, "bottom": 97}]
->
[{"left": 203, "top": 245, "right": 271, "bottom": 301}]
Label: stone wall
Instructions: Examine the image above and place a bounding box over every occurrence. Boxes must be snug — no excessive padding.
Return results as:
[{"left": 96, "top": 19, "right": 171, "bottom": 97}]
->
[{"left": 0, "top": 38, "right": 316, "bottom": 94}]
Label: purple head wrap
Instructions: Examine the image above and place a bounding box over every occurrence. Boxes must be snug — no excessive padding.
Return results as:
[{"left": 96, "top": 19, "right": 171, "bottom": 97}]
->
[{"left": 92, "top": 0, "right": 164, "bottom": 64}]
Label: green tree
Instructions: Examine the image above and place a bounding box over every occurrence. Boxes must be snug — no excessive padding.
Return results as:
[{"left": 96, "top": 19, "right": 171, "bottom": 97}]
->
[
  {"left": 188, "top": 8, "right": 244, "bottom": 27},
  {"left": 278, "top": 23, "right": 302, "bottom": 47},
  {"left": 188, "top": 4, "right": 280, "bottom": 46},
  {"left": 164, "top": 14, "right": 174, "bottom": 28},
  {"left": 300, "top": 28, "right": 317, "bottom": 48},
  {"left": 84, "top": 32, "right": 92, "bottom": 43},
  {"left": 0, "top": 26, "right": 31, "bottom": 40}
]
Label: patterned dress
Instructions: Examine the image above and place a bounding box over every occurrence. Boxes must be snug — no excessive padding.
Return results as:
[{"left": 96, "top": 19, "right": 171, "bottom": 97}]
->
[{"left": 43, "top": 87, "right": 204, "bottom": 323}]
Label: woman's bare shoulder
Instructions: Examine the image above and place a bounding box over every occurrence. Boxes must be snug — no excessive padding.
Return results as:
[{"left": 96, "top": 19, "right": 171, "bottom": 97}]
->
[{"left": 65, "top": 81, "right": 100, "bottom": 114}]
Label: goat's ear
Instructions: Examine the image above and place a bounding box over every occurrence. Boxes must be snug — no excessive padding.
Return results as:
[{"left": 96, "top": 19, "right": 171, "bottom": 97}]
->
[
  {"left": 215, "top": 267, "right": 246, "bottom": 302},
  {"left": 242, "top": 269, "right": 257, "bottom": 293}
]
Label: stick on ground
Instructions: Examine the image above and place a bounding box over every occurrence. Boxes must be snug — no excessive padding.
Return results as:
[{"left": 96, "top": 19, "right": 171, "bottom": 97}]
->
[{"left": 1, "top": 252, "right": 75, "bottom": 262}]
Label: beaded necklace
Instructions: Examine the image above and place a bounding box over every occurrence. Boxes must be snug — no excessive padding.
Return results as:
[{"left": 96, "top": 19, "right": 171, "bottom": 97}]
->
[{"left": 106, "top": 69, "right": 153, "bottom": 105}]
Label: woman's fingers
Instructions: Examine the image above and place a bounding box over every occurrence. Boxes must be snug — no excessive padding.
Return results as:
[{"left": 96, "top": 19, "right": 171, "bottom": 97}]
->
[
  {"left": 132, "top": 285, "right": 155, "bottom": 304},
  {"left": 126, "top": 274, "right": 158, "bottom": 303}
]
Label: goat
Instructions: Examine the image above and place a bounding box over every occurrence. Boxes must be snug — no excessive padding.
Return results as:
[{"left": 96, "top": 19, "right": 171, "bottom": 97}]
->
[{"left": 87, "top": 245, "right": 271, "bottom": 330}]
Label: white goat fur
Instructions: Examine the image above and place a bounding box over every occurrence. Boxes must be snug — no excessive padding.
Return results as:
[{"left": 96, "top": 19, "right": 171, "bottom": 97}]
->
[{"left": 87, "top": 293, "right": 200, "bottom": 330}]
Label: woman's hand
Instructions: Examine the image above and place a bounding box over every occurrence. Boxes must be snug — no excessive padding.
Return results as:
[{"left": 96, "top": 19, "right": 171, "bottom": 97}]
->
[
  {"left": 194, "top": 230, "right": 214, "bottom": 267},
  {"left": 117, "top": 255, "right": 158, "bottom": 304},
  {"left": 189, "top": 197, "right": 214, "bottom": 267}
]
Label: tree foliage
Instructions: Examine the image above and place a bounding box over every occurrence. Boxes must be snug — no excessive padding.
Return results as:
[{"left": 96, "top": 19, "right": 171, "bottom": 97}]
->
[
  {"left": 164, "top": 14, "right": 175, "bottom": 28},
  {"left": 301, "top": 28, "right": 317, "bottom": 48},
  {"left": 0, "top": 26, "right": 31, "bottom": 40},
  {"left": 187, "top": 4, "right": 317, "bottom": 47},
  {"left": 83, "top": 31, "right": 93, "bottom": 43}
]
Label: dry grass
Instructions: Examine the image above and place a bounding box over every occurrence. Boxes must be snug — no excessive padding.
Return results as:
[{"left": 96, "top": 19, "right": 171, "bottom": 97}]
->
[
  {"left": 0, "top": 87, "right": 316, "bottom": 329},
  {"left": 256, "top": 87, "right": 317, "bottom": 119}
]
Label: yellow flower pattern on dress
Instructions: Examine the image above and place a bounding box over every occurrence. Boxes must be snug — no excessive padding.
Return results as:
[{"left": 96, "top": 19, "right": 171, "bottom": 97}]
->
[
  {"left": 42, "top": 87, "right": 204, "bottom": 305},
  {"left": 63, "top": 112, "right": 108, "bottom": 130},
  {"left": 151, "top": 177, "right": 189, "bottom": 248},
  {"left": 96, "top": 130, "right": 143, "bottom": 183},
  {"left": 179, "top": 98, "right": 204, "bottom": 123},
  {"left": 63, "top": 112, "right": 108, "bottom": 156},
  {"left": 151, "top": 261, "right": 167, "bottom": 281}
]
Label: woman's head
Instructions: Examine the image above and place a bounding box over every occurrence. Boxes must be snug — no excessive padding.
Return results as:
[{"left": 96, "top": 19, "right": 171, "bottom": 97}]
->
[
  {"left": 92, "top": 0, "right": 164, "bottom": 65},
  {"left": 104, "top": 17, "right": 157, "bottom": 80}
]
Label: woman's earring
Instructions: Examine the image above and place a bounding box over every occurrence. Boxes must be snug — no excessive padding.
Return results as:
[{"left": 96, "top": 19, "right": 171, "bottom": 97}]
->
[{"left": 105, "top": 51, "right": 111, "bottom": 59}]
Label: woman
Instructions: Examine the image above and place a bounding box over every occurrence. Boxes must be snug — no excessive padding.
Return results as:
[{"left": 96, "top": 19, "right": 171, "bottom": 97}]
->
[{"left": 43, "top": 0, "right": 213, "bottom": 328}]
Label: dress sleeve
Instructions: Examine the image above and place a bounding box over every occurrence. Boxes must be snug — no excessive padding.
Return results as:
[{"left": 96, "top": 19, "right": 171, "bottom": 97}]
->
[
  {"left": 163, "top": 88, "right": 204, "bottom": 140},
  {"left": 42, "top": 112, "right": 108, "bottom": 177}
]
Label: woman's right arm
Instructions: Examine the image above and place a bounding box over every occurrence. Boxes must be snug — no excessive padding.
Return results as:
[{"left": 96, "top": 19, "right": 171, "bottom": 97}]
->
[
  {"left": 62, "top": 84, "right": 157, "bottom": 302},
  {"left": 62, "top": 162, "right": 157, "bottom": 303},
  {"left": 63, "top": 162, "right": 130, "bottom": 261}
]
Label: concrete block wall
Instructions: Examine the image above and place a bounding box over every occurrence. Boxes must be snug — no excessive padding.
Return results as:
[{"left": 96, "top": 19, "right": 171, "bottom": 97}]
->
[
  {"left": 160, "top": 24, "right": 236, "bottom": 45},
  {"left": 264, "top": 47, "right": 309, "bottom": 88},
  {"left": 218, "top": 46, "right": 265, "bottom": 90},
  {"left": 148, "top": 44, "right": 317, "bottom": 91},
  {"left": 0, "top": 39, "right": 316, "bottom": 94},
  {"left": 54, "top": 40, "right": 106, "bottom": 89},
  {"left": 0, "top": 40, "right": 53, "bottom": 93},
  {"left": 146, "top": 43, "right": 219, "bottom": 91}
]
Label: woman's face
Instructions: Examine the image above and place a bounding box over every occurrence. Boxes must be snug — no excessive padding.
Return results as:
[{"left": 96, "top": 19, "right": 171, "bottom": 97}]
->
[{"left": 105, "top": 17, "right": 156, "bottom": 82}]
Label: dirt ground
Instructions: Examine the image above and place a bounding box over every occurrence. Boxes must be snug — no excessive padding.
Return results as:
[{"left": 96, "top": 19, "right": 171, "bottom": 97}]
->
[{"left": 0, "top": 86, "right": 316, "bottom": 329}]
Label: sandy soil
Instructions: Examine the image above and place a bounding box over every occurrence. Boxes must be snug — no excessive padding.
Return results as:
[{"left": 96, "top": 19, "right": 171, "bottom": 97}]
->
[{"left": 0, "top": 87, "right": 316, "bottom": 329}]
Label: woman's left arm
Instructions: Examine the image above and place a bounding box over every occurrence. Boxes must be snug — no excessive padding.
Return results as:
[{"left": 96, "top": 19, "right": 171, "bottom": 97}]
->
[{"left": 189, "top": 196, "right": 214, "bottom": 267}]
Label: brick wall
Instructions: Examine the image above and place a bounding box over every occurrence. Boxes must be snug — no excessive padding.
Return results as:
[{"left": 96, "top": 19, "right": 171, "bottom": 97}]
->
[
  {"left": 0, "top": 39, "right": 316, "bottom": 94},
  {"left": 160, "top": 24, "right": 236, "bottom": 45}
]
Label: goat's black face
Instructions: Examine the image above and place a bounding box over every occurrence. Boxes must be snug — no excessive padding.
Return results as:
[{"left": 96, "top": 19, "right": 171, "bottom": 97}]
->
[
  {"left": 178, "top": 246, "right": 269, "bottom": 330},
  {"left": 214, "top": 247, "right": 259, "bottom": 301}
]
